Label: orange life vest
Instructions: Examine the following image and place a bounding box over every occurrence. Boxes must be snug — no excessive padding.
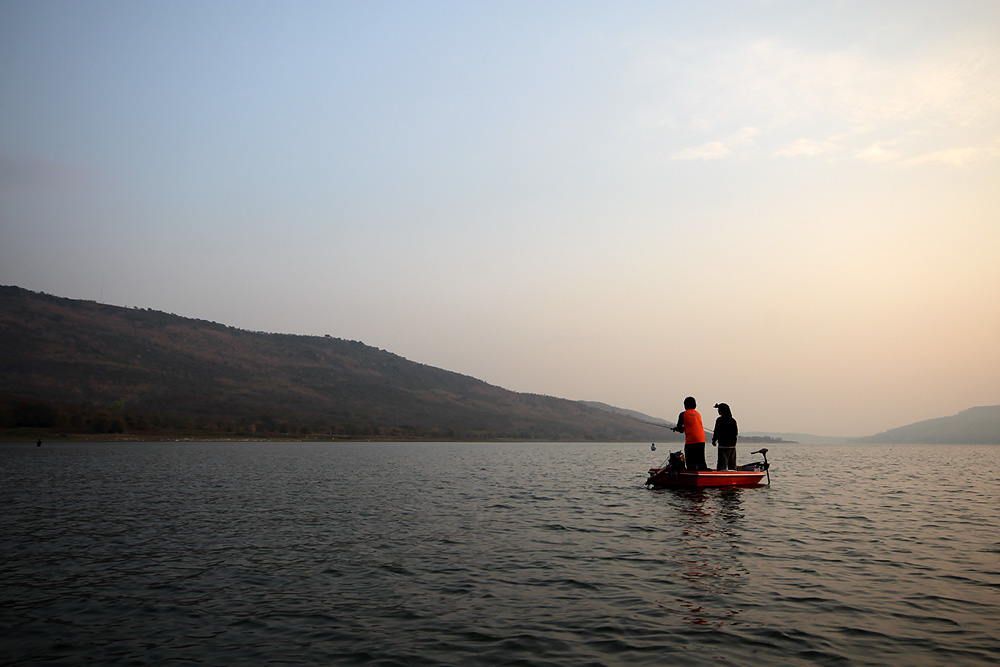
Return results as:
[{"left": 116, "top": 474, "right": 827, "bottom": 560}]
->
[{"left": 683, "top": 409, "right": 705, "bottom": 444}]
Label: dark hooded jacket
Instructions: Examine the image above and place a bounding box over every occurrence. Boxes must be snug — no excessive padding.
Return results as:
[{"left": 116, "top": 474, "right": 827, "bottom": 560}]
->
[{"left": 712, "top": 403, "right": 738, "bottom": 448}]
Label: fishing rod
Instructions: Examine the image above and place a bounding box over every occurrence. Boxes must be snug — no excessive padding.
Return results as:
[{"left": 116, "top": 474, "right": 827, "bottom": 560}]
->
[{"left": 637, "top": 418, "right": 715, "bottom": 435}]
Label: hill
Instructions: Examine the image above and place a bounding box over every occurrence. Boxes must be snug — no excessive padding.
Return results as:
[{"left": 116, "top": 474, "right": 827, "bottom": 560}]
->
[
  {"left": 0, "top": 286, "right": 676, "bottom": 441},
  {"left": 579, "top": 401, "right": 674, "bottom": 428},
  {"left": 859, "top": 406, "right": 1000, "bottom": 444}
]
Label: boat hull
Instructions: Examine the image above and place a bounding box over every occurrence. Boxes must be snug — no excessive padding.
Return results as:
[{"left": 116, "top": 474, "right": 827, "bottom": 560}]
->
[{"left": 646, "top": 468, "right": 766, "bottom": 488}]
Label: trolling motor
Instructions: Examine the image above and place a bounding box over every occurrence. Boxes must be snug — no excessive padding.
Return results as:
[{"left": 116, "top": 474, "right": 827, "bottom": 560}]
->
[{"left": 746, "top": 448, "right": 771, "bottom": 485}]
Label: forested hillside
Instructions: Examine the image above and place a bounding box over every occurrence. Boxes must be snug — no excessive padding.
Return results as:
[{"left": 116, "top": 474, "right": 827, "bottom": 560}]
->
[{"left": 0, "top": 286, "right": 678, "bottom": 441}]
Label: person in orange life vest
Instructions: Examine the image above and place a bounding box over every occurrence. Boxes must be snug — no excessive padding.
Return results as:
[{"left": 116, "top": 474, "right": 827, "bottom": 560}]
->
[{"left": 672, "top": 396, "right": 710, "bottom": 471}]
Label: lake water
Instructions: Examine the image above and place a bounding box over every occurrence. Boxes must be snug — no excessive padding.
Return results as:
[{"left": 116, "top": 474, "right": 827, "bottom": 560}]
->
[{"left": 1, "top": 441, "right": 998, "bottom": 665}]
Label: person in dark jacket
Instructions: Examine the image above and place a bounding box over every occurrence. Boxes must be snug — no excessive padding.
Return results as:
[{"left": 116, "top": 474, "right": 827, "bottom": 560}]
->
[{"left": 711, "top": 402, "right": 739, "bottom": 470}]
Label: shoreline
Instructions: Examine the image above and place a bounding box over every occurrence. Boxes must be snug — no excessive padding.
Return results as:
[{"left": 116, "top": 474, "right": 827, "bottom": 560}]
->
[{"left": 0, "top": 430, "right": 630, "bottom": 444}]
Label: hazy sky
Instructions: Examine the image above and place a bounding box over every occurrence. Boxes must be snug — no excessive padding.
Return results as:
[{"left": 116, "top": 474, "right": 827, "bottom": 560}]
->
[{"left": 2, "top": 1, "right": 999, "bottom": 436}]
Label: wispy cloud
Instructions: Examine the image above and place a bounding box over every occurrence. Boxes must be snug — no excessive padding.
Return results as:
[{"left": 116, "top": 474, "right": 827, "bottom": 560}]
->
[
  {"left": 856, "top": 141, "right": 902, "bottom": 163},
  {"left": 641, "top": 36, "right": 1000, "bottom": 166},
  {"left": 774, "top": 137, "right": 840, "bottom": 158},
  {"left": 905, "top": 143, "right": 1000, "bottom": 167},
  {"left": 671, "top": 126, "right": 759, "bottom": 161}
]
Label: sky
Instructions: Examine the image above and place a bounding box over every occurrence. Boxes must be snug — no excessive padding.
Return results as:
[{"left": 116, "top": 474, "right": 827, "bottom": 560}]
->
[{"left": 2, "top": 1, "right": 999, "bottom": 437}]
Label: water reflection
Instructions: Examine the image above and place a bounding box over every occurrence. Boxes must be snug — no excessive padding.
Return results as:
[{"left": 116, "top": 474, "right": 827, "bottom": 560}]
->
[{"left": 660, "top": 488, "right": 749, "bottom": 626}]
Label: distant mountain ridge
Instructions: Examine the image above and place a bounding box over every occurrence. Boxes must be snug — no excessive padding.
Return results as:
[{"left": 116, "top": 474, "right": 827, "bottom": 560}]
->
[
  {"left": 0, "top": 285, "right": 673, "bottom": 441},
  {"left": 859, "top": 406, "right": 1000, "bottom": 444}
]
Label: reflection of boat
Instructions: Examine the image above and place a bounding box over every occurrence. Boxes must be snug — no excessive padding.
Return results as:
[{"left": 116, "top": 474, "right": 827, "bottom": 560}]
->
[{"left": 645, "top": 449, "right": 771, "bottom": 488}]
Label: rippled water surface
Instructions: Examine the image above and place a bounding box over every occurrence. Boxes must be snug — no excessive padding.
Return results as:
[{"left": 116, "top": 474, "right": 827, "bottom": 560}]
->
[{"left": 2, "top": 441, "right": 999, "bottom": 665}]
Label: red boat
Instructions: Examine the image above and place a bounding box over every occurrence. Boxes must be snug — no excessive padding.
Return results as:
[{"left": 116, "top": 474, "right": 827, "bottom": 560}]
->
[{"left": 645, "top": 448, "right": 771, "bottom": 488}]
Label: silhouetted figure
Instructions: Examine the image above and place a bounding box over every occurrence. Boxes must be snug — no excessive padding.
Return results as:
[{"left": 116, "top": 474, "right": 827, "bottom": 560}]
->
[
  {"left": 36, "top": 438, "right": 41, "bottom": 447},
  {"left": 712, "top": 403, "right": 738, "bottom": 470},
  {"left": 672, "top": 396, "right": 709, "bottom": 471}
]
